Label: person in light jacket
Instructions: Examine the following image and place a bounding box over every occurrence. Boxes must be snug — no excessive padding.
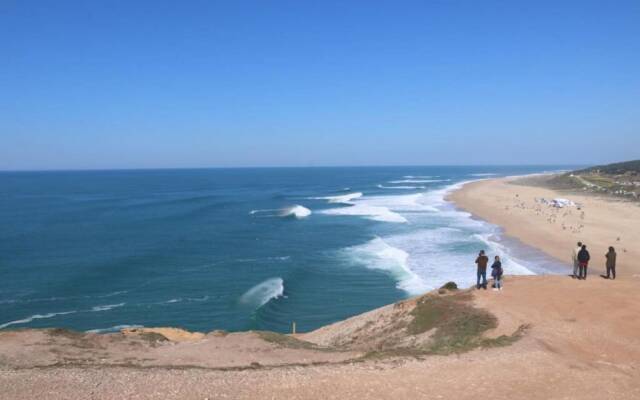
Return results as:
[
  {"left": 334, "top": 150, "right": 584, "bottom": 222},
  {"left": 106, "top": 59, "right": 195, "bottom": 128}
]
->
[{"left": 572, "top": 241, "right": 582, "bottom": 278}]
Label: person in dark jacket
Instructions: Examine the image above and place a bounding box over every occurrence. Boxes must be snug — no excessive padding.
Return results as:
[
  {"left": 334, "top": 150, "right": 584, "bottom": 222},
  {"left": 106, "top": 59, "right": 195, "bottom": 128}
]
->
[
  {"left": 577, "top": 244, "right": 590, "bottom": 280},
  {"left": 491, "top": 255, "right": 503, "bottom": 291},
  {"left": 605, "top": 246, "right": 617, "bottom": 279},
  {"left": 475, "top": 250, "right": 489, "bottom": 289}
]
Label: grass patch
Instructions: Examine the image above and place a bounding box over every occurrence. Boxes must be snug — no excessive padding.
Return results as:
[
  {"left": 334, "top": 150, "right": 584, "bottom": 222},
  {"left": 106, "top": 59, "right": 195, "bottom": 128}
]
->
[
  {"left": 405, "top": 291, "right": 523, "bottom": 355},
  {"left": 361, "top": 295, "right": 526, "bottom": 361},
  {"left": 45, "top": 328, "right": 101, "bottom": 349},
  {"left": 137, "top": 332, "right": 169, "bottom": 344},
  {"left": 256, "top": 331, "right": 332, "bottom": 351},
  {"left": 440, "top": 281, "right": 458, "bottom": 291},
  {"left": 46, "top": 328, "right": 86, "bottom": 340},
  {"left": 480, "top": 324, "right": 530, "bottom": 348}
]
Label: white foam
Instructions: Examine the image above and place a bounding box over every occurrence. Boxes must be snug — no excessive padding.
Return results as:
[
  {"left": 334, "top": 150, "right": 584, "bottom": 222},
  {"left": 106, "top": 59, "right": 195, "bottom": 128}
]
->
[
  {"left": 343, "top": 237, "right": 428, "bottom": 295},
  {"left": 239, "top": 277, "right": 285, "bottom": 308},
  {"left": 389, "top": 179, "right": 449, "bottom": 184},
  {"left": 86, "top": 324, "right": 144, "bottom": 334},
  {"left": 470, "top": 173, "right": 498, "bottom": 177},
  {"left": 249, "top": 208, "right": 279, "bottom": 215},
  {"left": 472, "top": 233, "right": 535, "bottom": 276},
  {"left": 280, "top": 205, "right": 311, "bottom": 218},
  {"left": 320, "top": 203, "right": 408, "bottom": 223},
  {"left": 377, "top": 184, "right": 425, "bottom": 190},
  {"left": 335, "top": 178, "right": 549, "bottom": 293},
  {"left": 403, "top": 175, "right": 437, "bottom": 179},
  {"left": 320, "top": 192, "right": 447, "bottom": 223},
  {"left": 251, "top": 205, "right": 311, "bottom": 219},
  {"left": 0, "top": 310, "right": 77, "bottom": 329},
  {"left": 90, "top": 303, "right": 125, "bottom": 312},
  {"left": 311, "top": 192, "right": 363, "bottom": 204}
]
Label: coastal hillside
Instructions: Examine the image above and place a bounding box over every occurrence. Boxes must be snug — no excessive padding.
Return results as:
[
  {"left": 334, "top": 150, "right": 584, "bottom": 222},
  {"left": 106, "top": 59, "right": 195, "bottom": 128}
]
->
[
  {"left": 545, "top": 159, "right": 640, "bottom": 200},
  {"left": 2, "top": 276, "right": 639, "bottom": 399},
  {"left": 0, "top": 282, "right": 522, "bottom": 370}
]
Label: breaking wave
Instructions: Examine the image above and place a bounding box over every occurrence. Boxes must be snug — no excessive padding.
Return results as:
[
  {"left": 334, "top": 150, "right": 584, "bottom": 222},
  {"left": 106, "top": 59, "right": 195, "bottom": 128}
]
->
[
  {"left": 250, "top": 205, "right": 311, "bottom": 219},
  {"left": 389, "top": 179, "right": 450, "bottom": 184},
  {"left": 86, "top": 324, "right": 144, "bottom": 334},
  {"left": 311, "top": 192, "right": 363, "bottom": 204},
  {"left": 90, "top": 303, "right": 125, "bottom": 312},
  {"left": 0, "top": 310, "right": 77, "bottom": 330},
  {"left": 239, "top": 277, "right": 285, "bottom": 308},
  {"left": 342, "top": 237, "right": 428, "bottom": 295},
  {"left": 320, "top": 203, "right": 408, "bottom": 223},
  {"left": 377, "top": 184, "right": 425, "bottom": 190}
]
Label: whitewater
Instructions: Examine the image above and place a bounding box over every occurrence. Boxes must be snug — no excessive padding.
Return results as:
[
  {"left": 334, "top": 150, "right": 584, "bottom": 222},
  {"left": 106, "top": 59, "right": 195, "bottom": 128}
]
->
[{"left": 0, "top": 166, "right": 570, "bottom": 334}]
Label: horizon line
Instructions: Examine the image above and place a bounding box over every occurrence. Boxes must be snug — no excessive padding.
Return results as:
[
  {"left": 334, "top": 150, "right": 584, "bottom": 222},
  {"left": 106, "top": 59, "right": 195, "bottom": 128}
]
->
[{"left": 0, "top": 163, "right": 589, "bottom": 173}]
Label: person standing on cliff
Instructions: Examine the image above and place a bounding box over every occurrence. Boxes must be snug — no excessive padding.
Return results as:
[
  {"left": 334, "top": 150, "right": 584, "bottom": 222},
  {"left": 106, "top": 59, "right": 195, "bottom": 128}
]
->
[
  {"left": 577, "top": 244, "right": 590, "bottom": 280},
  {"left": 475, "top": 250, "right": 489, "bottom": 289},
  {"left": 572, "top": 241, "right": 582, "bottom": 278},
  {"left": 491, "top": 255, "right": 503, "bottom": 291},
  {"left": 605, "top": 246, "right": 617, "bottom": 279}
]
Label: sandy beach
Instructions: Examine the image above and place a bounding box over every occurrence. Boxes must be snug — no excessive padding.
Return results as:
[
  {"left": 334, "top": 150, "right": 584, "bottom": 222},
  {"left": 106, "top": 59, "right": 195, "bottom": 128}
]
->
[{"left": 449, "top": 176, "right": 640, "bottom": 278}]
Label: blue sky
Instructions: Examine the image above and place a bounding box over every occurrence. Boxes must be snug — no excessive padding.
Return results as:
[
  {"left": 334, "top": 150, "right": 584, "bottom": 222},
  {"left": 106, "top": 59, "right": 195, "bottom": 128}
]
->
[{"left": 1, "top": 1, "right": 639, "bottom": 170}]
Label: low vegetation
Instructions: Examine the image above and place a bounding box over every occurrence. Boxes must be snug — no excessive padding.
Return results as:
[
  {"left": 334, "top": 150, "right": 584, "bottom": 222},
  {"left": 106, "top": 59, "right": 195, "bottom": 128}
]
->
[
  {"left": 256, "top": 331, "right": 331, "bottom": 351},
  {"left": 408, "top": 291, "right": 509, "bottom": 355},
  {"left": 540, "top": 160, "right": 640, "bottom": 201},
  {"left": 272, "top": 287, "right": 528, "bottom": 361}
]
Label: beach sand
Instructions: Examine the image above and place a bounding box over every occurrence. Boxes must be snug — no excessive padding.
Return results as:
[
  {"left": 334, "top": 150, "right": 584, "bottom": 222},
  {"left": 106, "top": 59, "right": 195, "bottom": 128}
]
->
[{"left": 448, "top": 176, "right": 640, "bottom": 278}]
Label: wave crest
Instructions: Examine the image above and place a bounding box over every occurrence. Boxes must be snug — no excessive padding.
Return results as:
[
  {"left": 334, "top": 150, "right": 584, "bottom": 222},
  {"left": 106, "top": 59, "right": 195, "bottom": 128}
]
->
[
  {"left": 312, "top": 192, "right": 363, "bottom": 204},
  {"left": 343, "top": 237, "right": 427, "bottom": 295},
  {"left": 239, "top": 277, "right": 285, "bottom": 308},
  {"left": 250, "top": 205, "right": 311, "bottom": 219}
]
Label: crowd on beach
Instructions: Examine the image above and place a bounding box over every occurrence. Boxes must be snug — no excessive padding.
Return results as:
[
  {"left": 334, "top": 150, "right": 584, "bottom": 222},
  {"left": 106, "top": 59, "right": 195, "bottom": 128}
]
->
[{"left": 474, "top": 243, "right": 618, "bottom": 291}]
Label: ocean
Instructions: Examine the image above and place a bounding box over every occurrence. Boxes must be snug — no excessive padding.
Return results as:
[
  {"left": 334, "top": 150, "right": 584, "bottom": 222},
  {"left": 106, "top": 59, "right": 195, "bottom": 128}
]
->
[{"left": 0, "top": 166, "right": 570, "bottom": 334}]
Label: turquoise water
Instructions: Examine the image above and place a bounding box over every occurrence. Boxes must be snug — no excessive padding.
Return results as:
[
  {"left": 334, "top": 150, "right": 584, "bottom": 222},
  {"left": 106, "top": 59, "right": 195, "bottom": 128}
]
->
[{"left": 0, "top": 166, "right": 570, "bottom": 333}]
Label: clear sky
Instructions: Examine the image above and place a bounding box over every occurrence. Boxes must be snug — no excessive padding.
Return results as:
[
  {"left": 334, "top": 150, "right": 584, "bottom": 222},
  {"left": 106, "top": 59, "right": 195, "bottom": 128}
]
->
[{"left": 1, "top": 0, "right": 639, "bottom": 170}]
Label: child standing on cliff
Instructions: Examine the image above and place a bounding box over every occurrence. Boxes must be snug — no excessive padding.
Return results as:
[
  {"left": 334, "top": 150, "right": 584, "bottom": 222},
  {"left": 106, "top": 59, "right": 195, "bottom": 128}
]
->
[{"left": 491, "top": 255, "right": 503, "bottom": 291}]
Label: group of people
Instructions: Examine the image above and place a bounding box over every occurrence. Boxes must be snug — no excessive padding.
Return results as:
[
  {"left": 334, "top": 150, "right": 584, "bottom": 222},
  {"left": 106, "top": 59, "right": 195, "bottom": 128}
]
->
[
  {"left": 571, "top": 241, "right": 617, "bottom": 280},
  {"left": 474, "top": 250, "right": 503, "bottom": 291},
  {"left": 473, "top": 242, "right": 618, "bottom": 291}
]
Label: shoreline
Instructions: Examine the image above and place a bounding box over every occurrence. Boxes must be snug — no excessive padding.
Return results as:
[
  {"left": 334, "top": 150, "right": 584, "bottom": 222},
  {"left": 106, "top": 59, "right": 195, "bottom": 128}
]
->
[{"left": 448, "top": 175, "right": 640, "bottom": 278}]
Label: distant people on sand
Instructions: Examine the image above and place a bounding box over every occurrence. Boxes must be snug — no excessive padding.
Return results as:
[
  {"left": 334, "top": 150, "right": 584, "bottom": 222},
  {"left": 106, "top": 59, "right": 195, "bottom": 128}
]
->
[
  {"left": 577, "top": 244, "right": 590, "bottom": 280},
  {"left": 572, "top": 241, "right": 583, "bottom": 278},
  {"left": 491, "top": 255, "right": 503, "bottom": 291},
  {"left": 605, "top": 246, "right": 617, "bottom": 279},
  {"left": 475, "top": 250, "right": 489, "bottom": 290}
]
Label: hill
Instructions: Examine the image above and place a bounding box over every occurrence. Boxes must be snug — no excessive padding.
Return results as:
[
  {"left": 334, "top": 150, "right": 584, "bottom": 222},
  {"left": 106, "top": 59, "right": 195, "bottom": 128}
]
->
[
  {"left": 541, "top": 159, "right": 640, "bottom": 200},
  {"left": 577, "top": 159, "right": 640, "bottom": 175}
]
